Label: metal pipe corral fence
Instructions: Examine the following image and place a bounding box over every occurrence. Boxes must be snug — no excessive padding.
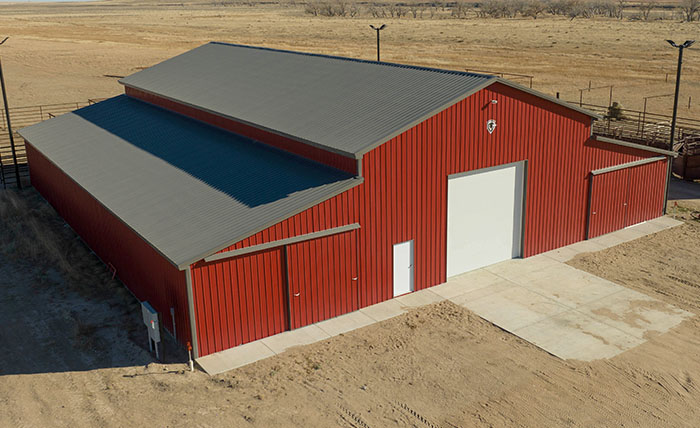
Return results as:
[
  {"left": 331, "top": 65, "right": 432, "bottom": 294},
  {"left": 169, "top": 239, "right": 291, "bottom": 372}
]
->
[{"left": 0, "top": 98, "right": 106, "bottom": 189}]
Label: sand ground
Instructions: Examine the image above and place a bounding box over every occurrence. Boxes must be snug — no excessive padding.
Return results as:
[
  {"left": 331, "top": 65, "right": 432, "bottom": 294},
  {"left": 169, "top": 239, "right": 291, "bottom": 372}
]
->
[
  {"left": 1, "top": 3, "right": 700, "bottom": 426},
  {"left": 0, "top": 0, "right": 698, "bottom": 119},
  {"left": 1, "top": 185, "right": 699, "bottom": 427}
]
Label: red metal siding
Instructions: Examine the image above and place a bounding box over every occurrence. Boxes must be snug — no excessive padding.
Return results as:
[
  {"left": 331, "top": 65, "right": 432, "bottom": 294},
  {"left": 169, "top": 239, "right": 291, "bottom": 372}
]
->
[
  {"left": 125, "top": 86, "right": 358, "bottom": 175},
  {"left": 26, "top": 142, "right": 192, "bottom": 346},
  {"left": 214, "top": 82, "right": 667, "bottom": 310},
  {"left": 288, "top": 230, "right": 359, "bottom": 329},
  {"left": 589, "top": 169, "right": 630, "bottom": 238},
  {"left": 187, "top": 82, "right": 669, "bottom": 356},
  {"left": 215, "top": 189, "right": 360, "bottom": 253},
  {"left": 626, "top": 160, "right": 667, "bottom": 226},
  {"left": 190, "top": 248, "right": 288, "bottom": 357},
  {"left": 589, "top": 159, "right": 667, "bottom": 238}
]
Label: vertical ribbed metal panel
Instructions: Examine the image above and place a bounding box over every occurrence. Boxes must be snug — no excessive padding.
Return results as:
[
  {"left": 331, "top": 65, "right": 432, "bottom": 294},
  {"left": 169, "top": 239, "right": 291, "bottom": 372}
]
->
[
  {"left": 626, "top": 160, "right": 667, "bottom": 226},
  {"left": 288, "top": 229, "right": 358, "bottom": 329},
  {"left": 589, "top": 169, "right": 630, "bottom": 239},
  {"left": 215, "top": 188, "right": 360, "bottom": 252},
  {"left": 26, "top": 142, "right": 192, "bottom": 346},
  {"left": 589, "top": 158, "right": 667, "bottom": 238},
  {"left": 186, "top": 82, "right": 669, "bottom": 355},
  {"left": 190, "top": 247, "right": 287, "bottom": 356}
]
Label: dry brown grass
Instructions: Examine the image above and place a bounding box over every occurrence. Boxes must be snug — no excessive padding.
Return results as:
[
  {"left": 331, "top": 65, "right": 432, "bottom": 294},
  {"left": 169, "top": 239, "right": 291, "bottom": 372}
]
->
[{"left": 0, "top": 0, "right": 697, "bottom": 119}]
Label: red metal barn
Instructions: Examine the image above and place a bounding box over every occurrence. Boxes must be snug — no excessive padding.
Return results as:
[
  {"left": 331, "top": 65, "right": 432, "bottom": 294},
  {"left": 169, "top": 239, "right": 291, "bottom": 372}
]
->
[{"left": 19, "top": 43, "right": 674, "bottom": 358}]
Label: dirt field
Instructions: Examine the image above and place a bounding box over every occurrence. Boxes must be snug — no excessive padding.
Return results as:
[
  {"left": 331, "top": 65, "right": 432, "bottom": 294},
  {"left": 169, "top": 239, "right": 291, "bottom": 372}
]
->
[
  {"left": 0, "top": 184, "right": 699, "bottom": 427},
  {"left": 1, "top": 2, "right": 700, "bottom": 426},
  {"left": 0, "top": 0, "right": 698, "bottom": 118}
]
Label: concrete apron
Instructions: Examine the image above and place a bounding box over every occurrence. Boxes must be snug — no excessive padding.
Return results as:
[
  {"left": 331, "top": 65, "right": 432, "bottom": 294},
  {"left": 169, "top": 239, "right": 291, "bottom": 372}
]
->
[{"left": 196, "top": 216, "right": 692, "bottom": 375}]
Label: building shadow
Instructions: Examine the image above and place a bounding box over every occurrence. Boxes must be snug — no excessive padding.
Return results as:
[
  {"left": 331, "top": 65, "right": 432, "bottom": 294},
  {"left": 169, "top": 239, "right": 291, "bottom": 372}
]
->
[
  {"left": 668, "top": 177, "right": 700, "bottom": 201},
  {"left": 72, "top": 95, "right": 352, "bottom": 208},
  {"left": 0, "top": 189, "right": 188, "bottom": 376}
]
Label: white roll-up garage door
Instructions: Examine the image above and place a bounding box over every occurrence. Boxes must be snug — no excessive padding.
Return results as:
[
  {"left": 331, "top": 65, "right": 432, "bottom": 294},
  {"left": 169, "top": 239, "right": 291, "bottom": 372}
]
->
[{"left": 447, "top": 162, "right": 525, "bottom": 277}]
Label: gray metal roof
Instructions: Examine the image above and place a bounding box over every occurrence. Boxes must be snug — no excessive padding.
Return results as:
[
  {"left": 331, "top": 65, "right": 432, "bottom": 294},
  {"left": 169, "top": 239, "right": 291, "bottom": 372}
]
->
[
  {"left": 19, "top": 95, "right": 360, "bottom": 269},
  {"left": 119, "top": 43, "right": 598, "bottom": 158},
  {"left": 119, "top": 42, "right": 498, "bottom": 158}
]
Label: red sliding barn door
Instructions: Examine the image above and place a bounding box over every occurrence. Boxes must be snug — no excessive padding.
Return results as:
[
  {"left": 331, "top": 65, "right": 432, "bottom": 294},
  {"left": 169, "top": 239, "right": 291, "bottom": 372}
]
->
[
  {"left": 588, "top": 159, "right": 667, "bottom": 239},
  {"left": 191, "top": 247, "right": 288, "bottom": 356},
  {"left": 626, "top": 160, "right": 667, "bottom": 226},
  {"left": 287, "top": 230, "right": 359, "bottom": 329},
  {"left": 589, "top": 168, "right": 630, "bottom": 239}
]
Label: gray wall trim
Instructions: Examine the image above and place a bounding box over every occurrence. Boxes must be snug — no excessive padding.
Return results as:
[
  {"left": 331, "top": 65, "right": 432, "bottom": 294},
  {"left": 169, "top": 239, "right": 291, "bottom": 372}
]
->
[
  {"left": 448, "top": 160, "right": 527, "bottom": 180},
  {"left": 585, "top": 173, "right": 595, "bottom": 240},
  {"left": 519, "top": 160, "right": 529, "bottom": 258},
  {"left": 204, "top": 223, "right": 361, "bottom": 263},
  {"left": 591, "top": 156, "right": 666, "bottom": 176},
  {"left": 185, "top": 266, "right": 200, "bottom": 359},
  {"left": 595, "top": 135, "right": 677, "bottom": 157},
  {"left": 663, "top": 158, "right": 671, "bottom": 215}
]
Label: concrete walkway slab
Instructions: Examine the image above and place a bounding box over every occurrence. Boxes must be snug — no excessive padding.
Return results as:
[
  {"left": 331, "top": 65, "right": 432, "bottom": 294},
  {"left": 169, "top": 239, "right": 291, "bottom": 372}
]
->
[
  {"left": 462, "top": 286, "right": 569, "bottom": 331},
  {"left": 315, "top": 310, "right": 375, "bottom": 337},
  {"left": 196, "top": 216, "right": 689, "bottom": 374},
  {"left": 649, "top": 216, "right": 683, "bottom": 228},
  {"left": 360, "top": 298, "right": 407, "bottom": 322},
  {"left": 197, "top": 340, "right": 275, "bottom": 375},
  {"left": 448, "top": 217, "right": 691, "bottom": 361},
  {"left": 448, "top": 279, "right": 518, "bottom": 306},
  {"left": 512, "top": 310, "right": 647, "bottom": 361},
  {"left": 483, "top": 254, "right": 559, "bottom": 279},
  {"left": 260, "top": 324, "right": 330, "bottom": 354},
  {"left": 576, "top": 288, "right": 693, "bottom": 339},
  {"left": 431, "top": 268, "right": 502, "bottom": 299},
  {"left": 395, "top": 288, "right": 443, "bottom": 308}
]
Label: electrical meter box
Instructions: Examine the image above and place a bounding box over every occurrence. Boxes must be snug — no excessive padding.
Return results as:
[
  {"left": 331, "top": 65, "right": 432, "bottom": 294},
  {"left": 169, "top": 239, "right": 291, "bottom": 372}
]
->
[{"left": 141, "top": 301, "right": 163, "bottom": 359}]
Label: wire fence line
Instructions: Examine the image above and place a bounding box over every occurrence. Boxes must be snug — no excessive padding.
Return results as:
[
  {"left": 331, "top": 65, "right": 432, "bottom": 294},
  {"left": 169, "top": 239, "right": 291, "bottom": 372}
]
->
[{"left": 2, "top": 96, "right": 699, "bottom": 188}]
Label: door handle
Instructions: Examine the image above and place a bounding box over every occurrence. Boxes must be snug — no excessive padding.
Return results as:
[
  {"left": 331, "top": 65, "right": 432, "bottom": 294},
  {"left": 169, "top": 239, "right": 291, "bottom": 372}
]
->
[
  {"left": 293, "top": 293, "right": 300, "bottom": 297},
  {"left": 352, "top": 277, "right": 358, "bottom": 281}
]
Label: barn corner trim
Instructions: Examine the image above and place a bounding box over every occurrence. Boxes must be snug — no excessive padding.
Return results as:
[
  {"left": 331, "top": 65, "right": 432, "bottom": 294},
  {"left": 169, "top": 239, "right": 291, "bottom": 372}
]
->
[
  {"left": 594, "top": 135, "right": 678, "bottom": 158},
  {"left": 178, "top": 176, "right": 365, "bottom": 270}
]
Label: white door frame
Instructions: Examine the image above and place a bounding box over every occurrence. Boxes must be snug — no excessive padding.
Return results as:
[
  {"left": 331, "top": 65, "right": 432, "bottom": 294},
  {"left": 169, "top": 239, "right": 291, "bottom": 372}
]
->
[{"left": 392, "top": 240, "right": 414, "bottom": 297}]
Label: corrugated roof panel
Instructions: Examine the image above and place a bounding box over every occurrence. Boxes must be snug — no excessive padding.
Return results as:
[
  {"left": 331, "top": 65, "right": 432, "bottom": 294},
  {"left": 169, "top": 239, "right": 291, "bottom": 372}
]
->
[
  {"left": 19, "top": 95, "right": 360, "bottom": 268},
  {"left": 120, "top": 42, "right": 497, "bottom": 156}
]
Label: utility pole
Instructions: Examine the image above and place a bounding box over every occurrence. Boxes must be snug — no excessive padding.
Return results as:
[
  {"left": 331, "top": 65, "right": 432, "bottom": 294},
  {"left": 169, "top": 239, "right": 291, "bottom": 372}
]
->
[
  {"left": 369, "top": 24, "right": 386, "bottom": 62},
  {"left": 0, "top": 36, "right": 21, "bottom": 189}
]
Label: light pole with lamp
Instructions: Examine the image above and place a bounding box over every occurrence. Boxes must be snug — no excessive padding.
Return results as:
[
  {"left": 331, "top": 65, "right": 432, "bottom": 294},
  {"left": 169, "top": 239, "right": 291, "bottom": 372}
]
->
[
  {"left": 369, "top": 24, "right": 386, "bottom": 62},
  {"left": 664, "top": 39, "right": 694, "bottom": 213}
]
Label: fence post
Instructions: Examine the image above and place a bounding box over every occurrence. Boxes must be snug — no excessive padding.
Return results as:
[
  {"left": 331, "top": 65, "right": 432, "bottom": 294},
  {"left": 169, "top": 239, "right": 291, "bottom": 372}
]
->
[{"left": 637, "top": 112, "right": 641, "bottom": 136}]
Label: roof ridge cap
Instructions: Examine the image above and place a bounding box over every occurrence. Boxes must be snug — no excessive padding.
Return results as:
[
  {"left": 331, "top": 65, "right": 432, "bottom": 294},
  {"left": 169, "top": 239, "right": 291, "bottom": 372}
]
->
[{"left": 208, "top": 41, "right": 495, "bottom": 80}]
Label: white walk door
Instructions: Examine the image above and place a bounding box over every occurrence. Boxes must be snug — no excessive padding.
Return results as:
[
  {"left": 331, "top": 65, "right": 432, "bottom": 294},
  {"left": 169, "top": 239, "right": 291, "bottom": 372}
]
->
[
  {"left": 393, "top": 240, "right": 414, "bottom": 297},
  {"left": 447, "top": 162, "right": 525, "bottom": 277}
]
